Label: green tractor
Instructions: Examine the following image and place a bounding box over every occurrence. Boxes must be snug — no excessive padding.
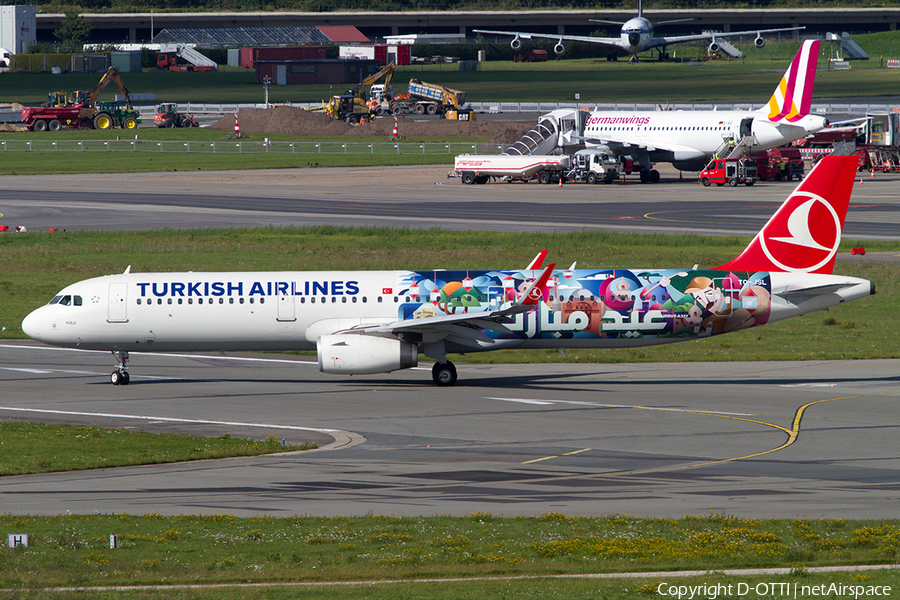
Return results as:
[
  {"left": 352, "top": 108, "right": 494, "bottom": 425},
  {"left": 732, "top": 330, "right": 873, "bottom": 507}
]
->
[{"left": 92, "top": 101, "right": 141, "bottom": 130}]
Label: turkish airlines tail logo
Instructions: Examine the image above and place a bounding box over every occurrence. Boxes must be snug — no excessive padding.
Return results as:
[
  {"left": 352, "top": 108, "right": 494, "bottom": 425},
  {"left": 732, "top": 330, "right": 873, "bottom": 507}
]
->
[
  {"left": 767, "top": 40, "right": 819, "bottom": 123},
  {"left": 715, "top": 155, "right": 857, "bottom": 275}
]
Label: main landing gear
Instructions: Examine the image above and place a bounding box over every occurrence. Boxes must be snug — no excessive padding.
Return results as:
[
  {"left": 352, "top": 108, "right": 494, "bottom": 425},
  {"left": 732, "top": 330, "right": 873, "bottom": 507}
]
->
[
  {"left": 432, "top": 361, "right": 457, "bottom": 386},
  {"left": 110, "top": 350, "right": 130, "bottom": 385}
]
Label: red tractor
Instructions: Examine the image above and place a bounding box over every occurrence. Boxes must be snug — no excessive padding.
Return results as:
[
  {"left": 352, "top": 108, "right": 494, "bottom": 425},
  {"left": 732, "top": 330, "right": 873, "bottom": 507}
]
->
[{"left": 153, "top": 103, "right": 198, "bottom": 128}]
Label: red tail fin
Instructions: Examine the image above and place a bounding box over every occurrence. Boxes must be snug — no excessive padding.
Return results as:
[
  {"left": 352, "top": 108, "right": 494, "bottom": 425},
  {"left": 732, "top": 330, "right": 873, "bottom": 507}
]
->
[{"left": 715, "top": 155, "right": 857, "bottom": 274}]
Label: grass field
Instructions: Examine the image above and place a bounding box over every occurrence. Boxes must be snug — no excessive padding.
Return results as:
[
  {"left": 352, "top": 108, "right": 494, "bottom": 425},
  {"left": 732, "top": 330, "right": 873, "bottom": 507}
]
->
[
  {"left": 3, "top": 34, "right": 900, "bottom": 105},
  {"left": 0, "top": 512, "right": 896, "bottom": 597}
]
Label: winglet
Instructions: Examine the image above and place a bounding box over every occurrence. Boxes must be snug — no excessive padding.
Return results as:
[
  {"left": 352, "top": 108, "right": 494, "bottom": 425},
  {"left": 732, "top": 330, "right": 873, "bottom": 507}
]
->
[
  {"left": 517, "top": 263, "right": 556, "bottom": 307},
  {"left": 715, "top": 155, "right": 857, "bottom": 275},
  {"left": 765, "top": 39, "right": 819, "bottom": 123}
]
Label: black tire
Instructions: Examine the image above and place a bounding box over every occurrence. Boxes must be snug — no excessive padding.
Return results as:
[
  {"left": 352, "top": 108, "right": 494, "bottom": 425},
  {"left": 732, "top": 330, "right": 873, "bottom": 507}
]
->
[
  {"left": 461, "top": 172, "right": 476, "bottom": 185},
  {"left": 474, "top": 175, "right": 489, "bottom": 184},
  {"left": 538, "top": 171, "right": 552, "bottom": 184},
  {"left": 650, "top": 169, "right": 660, "bottom": 183},
  {"left": 639, "top": 169, "right": 650, "bottom": 184},
  {"left": 414, "top": 104, "right": 426, "bottom": 115},
  {"left": 110, "top": 371, "right": 122, "bottom": 385},
  {"left": 701, "top": 177, "right": 711, "bottom": 187},
  {"left": 164, "top": 119, "right": 176, "bottom": 128},
  {"left": 48, "top": 119, "right": 62, "bottom": 131},
  {"left": 729, "top": 178, "right": 739, "bottom": 187},
  {"left": 93, "top": 112, "right": 113, "bottom": 130},
  {"left": 33, "top": 119, "right": 48, "bottom": 132},
  {"left": 746, "top": 180, "right": 755, "bottom": 186},
  {"left": 181, "top": 119, "right": 194, "bottom": 128},
  {"left": 391, "top": 104, "right": 403, "bottom": 116},
  {"left": 432, "top": 362, "right": 457, "bottom": 386},
  {"left": 347, "top": 114, "right": 360, "bottom": 125},
  {"left": 426, "top": 103, "right": 438, "bottom": 116},
  {"left": 586, "top": 172, "right": 598, "bottom": 185},
  {"left": 774, "top": 172, "right": 783, "bottom": 181}
]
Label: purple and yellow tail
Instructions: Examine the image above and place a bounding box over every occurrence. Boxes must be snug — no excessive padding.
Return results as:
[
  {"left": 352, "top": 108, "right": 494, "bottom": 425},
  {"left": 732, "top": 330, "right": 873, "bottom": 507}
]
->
[{"left": 765, "top": 40, "right": 819, "bottom": 123}]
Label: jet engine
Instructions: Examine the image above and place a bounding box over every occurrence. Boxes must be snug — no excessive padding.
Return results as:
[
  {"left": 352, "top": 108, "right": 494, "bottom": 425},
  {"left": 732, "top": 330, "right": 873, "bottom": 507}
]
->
[
  {"left": 317, "top": 334, "right": 418, "bottom": 375},
  {"left": 754, "top": 35, "right": 766, "bottom": 48},
  {"left": 510, "top": 35, "right": 522, "bottom": 51},
  {"left": 554, "top": 40, "right": 565, "bottom": 55},
  {"left": 708, "top": 41, "right": 720, "bottom": 54}
]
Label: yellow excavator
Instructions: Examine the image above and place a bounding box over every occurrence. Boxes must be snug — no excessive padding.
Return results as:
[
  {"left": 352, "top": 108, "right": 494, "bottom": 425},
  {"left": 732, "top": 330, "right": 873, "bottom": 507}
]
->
[
  {"left": 314, "top": 62, "right": 397, "bottom": 124},
  {"left": 71, "top": 66, "right": 138, "bottom": 129}
]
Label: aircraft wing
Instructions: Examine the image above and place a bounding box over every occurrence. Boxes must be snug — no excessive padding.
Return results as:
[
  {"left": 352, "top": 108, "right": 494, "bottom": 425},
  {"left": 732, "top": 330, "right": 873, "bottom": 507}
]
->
[
  {"left": 473, "top": 29, "right": 622, "bottom": 48},
  {"left": 652, "top": 27, "right": 804, "bottom": 47},
  {"left": 339, "top": 264, "right": 556, "bottom": 343}
]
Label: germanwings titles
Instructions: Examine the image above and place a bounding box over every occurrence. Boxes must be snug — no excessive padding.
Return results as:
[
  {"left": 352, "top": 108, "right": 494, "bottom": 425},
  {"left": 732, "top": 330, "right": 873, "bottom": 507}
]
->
[{"left": 23, "top": 155, "right": 872, "bottom": 386}]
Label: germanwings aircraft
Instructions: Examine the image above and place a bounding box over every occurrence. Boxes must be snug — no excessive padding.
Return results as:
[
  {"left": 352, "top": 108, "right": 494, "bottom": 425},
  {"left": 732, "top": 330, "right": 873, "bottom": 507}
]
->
[
  {"left": 576, "top": 39, "right": 826, "bottom": 179},
  {"left": 22, "top": 155, "right": 871, "bottom": 387},
  {"left": 474, "top": 0, "right": 803, "bottom": 62}
]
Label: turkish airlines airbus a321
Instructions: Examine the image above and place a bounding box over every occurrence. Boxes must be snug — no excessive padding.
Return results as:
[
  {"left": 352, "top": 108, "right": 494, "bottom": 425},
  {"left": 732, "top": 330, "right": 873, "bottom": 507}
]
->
[{"left": 23, "top": 155, "right": 872, "bottom": 387}]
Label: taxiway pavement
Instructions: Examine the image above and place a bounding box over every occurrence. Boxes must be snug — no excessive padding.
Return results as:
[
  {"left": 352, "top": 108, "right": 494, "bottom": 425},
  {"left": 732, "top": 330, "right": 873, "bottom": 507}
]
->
[{"left": 1, "top": 342, "right": 897, "bottom": 519}]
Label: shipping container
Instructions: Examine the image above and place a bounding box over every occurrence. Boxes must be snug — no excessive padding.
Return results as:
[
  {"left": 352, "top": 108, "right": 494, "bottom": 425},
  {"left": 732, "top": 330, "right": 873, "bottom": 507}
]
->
[{"left": 240, "top": 46, "right": 327, "bottom": 69}]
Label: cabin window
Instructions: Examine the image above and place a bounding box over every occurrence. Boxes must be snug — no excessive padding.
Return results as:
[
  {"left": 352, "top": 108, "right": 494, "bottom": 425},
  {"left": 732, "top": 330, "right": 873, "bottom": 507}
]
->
[
  {"left": 59, "top": 295, "right": 72, "bottom": 306},
  {"left": 311, "top": 297, "right": 316, "bottom": 304},
  {"left": 239, "top": 297, "right": 244, "bottom": 304},
  {"left": 260, "top": 298, "right": 265, "bottom": 304},
  {"left": 342, "top": 297, "right": 347, "bottom": 303},
  {"left": 229, "top": 297, "right": 234, "bottom": 304},
  {"left": 250, "top": 297, "right": 255, "bottom": 304},
  {"left": 188, "top": 298, "right": 193, "bottom": 305},
  {"left": 219, "top": 298, "right": 224, "bottom": 304},
  {"left": 377, "top": 297, "right": 383, "bottom": 303},
  {"left": 157, "top": 299, "right": 162, "bottom": 305},
  {"left": 352, "top": 297, "right": 357, "bottom": 303},
  {"left": 167, "top": 298, "right": 173, "bottom": 305},
  {"left": 137, "top": 299, "right": 142, "bottom": 305},
  {"left": 177, "top": 298, "right": 183, "bottom": 305},
  {"left": 198, "top": 298, "right": 204, "bottom": 304},
  {"left": 332, "top": 297, "right": 337, "bottom": 303},
  {"left": 362, "top": 297, "right": 367, "bottom": 303}
]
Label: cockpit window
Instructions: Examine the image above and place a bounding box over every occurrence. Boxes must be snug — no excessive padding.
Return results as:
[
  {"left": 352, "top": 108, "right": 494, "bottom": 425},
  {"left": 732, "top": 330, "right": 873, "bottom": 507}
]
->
[
  {"left": 73, "top": 296, "right": 82, "bottom": 306},
  {"left": 49, "top": 296, "right": 62, "bottom": 305},
  {"left": 59, "top": 295, "right": 72, "bottom": 306}
]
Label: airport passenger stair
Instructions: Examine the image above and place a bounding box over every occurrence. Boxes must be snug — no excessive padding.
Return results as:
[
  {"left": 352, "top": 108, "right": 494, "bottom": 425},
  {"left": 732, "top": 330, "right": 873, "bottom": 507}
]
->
[
  {"left": 715, "top": 135, "right": 756, "bottom": 160},
  {"left": 826, "top": 32, "right": 869, "bottom": 60},
  {"left": 711, "top": 38, "right": 743, "bottom": 59},
  {"left": 504, "top": 116, "right": 562, "bottom": 156}
]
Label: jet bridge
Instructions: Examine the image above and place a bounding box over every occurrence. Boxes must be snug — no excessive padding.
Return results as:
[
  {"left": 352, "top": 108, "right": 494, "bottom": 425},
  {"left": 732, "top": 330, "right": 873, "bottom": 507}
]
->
[{"left": 504, "top": 109, "right": 587, "bottom": 156}]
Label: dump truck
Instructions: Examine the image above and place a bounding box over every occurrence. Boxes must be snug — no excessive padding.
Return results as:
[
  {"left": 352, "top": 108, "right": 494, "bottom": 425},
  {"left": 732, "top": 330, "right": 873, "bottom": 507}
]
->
[
  {"left": 454, "top": 154, "right": 572, "bottom": 184},
  {"left": 393, "top": 79, "right": 475, "bottom": 120}
]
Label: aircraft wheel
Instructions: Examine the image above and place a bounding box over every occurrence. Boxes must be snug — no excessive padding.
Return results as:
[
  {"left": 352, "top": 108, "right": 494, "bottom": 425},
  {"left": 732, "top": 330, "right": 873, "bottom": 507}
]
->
[
  {"left": 650, "top": 169, "right": 660, "bottom": 183},
  {"left": 121, "top": 371, "right": 130, "bottom": 385},
  {"left": 432, "top": 362, "right": 457, "bottom": 386},
  {"left": 639, "top": 169, "right": 650, "bottom": 184},
  {"left": 110, "top": 371, "right": 122, "bottom": 385},
  {"left": 729, "top": 178, "right": 739, "bottom": 187}
]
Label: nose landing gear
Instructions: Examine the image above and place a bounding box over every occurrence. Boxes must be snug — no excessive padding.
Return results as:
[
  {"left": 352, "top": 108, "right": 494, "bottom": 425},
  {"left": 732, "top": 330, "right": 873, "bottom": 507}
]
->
[{"left": 110, "top": 350, "right": 130, "bottom": 385}]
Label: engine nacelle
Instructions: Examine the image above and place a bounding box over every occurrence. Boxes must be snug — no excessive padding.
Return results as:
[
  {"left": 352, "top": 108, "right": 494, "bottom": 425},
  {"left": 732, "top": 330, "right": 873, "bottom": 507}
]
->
[
  {"left": 554, "top": 41, "right": 565, "bottom": 55},
  {"left": 317, "top": 334, "right": 418, "bottom": 375},
  {"left": 510, "top": 35, "right": 522, "bottom": 51},
  {"left": 708, "top": 41, "right": 720, "bottom": 54},
  {"left": 754, "top": 35, "right": 765, "bottom": 48}
]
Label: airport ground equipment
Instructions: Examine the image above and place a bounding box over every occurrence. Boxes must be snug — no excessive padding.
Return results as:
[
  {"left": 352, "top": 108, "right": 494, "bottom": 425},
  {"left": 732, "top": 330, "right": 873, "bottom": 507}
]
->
[
  {"left": 751, "top": 147, "right": 804, "bottom": 181},
  {"left": 700, "top": 157, "right": 758, "bottom": 187},
  {"left": 154, "top": 103, "right": 198, "bottom": 128},
  {"left": 454, "top": 154, "right": 572, "bottom": 184},
  {"left": 157, "top": 44, "right": 218, "bottom": 71},
  {"left": 566, "top": 149, "right": 623, "bottom": 184}
]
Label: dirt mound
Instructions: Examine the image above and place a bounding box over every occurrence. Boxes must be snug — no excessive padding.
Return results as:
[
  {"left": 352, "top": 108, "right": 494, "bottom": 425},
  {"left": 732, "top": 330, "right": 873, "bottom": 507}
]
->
[
  {"left": 0, "top": 123, "right": 27, "bottom": 132},
  {"left": 210, "top": 106, "right": 532, "bottom": 145}
]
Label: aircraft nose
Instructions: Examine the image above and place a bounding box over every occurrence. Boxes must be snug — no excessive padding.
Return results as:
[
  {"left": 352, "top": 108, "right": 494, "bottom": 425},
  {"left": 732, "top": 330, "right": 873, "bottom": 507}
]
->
[
  {"left": 21, "top": 308, "right": 43, "bottom": 340},
  {"left": 628, "top": 32, "right": 641, "bottom": 46}
]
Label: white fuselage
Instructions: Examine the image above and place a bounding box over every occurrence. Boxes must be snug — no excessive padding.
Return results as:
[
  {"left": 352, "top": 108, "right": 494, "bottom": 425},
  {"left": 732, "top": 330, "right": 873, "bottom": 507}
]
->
[
  {"left": 583, "top": 109, "right": 827, "bottom": 171},
  {"left": 23, "top": 268, "right": 872, "bottom": 356}
]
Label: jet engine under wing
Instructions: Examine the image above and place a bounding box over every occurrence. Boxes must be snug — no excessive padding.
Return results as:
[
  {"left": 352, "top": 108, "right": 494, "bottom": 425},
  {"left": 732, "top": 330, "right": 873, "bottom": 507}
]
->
[{"left": 652, "top": 27, "right": 804, "bottom": 48}]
